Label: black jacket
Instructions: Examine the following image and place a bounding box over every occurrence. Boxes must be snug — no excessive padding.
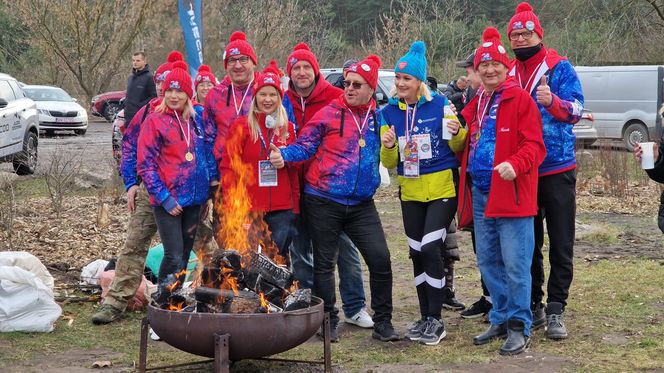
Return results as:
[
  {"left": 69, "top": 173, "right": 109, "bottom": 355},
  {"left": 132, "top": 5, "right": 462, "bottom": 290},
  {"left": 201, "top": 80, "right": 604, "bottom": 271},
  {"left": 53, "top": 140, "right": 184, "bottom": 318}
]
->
[
  {"left": 124, "top": 65, "right": 156, "bottom": 124},
  {"left": 645, "top": 144, "right": 664, "bottom": 233},
  {"left": 443, "top": 80, "right": 466, "bottom": 125}
]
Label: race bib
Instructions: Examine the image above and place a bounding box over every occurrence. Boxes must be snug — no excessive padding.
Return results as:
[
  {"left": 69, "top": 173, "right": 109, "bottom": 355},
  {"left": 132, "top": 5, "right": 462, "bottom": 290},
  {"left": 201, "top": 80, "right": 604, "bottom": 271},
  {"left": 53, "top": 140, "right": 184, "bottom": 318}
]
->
[
  {"left": 258, "top": 160, "right": 278, "bottom": 187},
  {"left": 398, "top": 133, "right": 432, "bottom": 161},
  {"left": 403, "top": 140, "right": 420, "bottom": 178}
]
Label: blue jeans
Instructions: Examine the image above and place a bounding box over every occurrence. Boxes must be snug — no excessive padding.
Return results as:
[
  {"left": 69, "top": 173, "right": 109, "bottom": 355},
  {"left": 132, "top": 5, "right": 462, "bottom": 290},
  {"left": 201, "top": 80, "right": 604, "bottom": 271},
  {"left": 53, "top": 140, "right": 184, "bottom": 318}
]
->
[
  {"left": 472, "top": 186, "right": 533, "bottom": 334},
  {"left": 264, "top": 210, "right": 296, "bottom": 257},
  {"left": 290, "top": 213, "right": 367, "bottom": 317}
]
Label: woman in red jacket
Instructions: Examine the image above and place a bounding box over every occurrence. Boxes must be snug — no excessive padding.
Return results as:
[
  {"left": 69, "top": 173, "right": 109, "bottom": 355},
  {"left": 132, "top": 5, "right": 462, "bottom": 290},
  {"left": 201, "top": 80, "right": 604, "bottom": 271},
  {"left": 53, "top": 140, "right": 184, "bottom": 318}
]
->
[
  {"left": 221, "top": 64, "right": 299, "bottom": 256},
  {"left": 458, "top": 28, "right": 545, "bottom": 356}
]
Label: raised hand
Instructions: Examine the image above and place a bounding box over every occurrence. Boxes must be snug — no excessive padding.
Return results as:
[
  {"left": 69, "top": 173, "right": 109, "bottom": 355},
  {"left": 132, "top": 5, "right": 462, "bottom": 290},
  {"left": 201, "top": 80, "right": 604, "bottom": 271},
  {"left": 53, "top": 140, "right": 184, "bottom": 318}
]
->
[
  {"left": 269, "top": 143, "right": 285, "bottom": 169},
  {"left": 536, "top": 75, "right": 552, "bottom": 107},
  {"left": 382, "top": 125, "right": 396, "bottom": 148}
]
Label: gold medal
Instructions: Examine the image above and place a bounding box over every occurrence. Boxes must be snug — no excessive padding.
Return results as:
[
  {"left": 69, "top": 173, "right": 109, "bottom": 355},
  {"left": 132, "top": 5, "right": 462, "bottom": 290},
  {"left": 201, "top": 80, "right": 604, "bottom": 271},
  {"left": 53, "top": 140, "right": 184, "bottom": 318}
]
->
[
  {"left": 358, "top": 138, "right": 366, "bottom": 148},
  {"left": 185, "top": 151, "right": 194, "bottom": 162}
]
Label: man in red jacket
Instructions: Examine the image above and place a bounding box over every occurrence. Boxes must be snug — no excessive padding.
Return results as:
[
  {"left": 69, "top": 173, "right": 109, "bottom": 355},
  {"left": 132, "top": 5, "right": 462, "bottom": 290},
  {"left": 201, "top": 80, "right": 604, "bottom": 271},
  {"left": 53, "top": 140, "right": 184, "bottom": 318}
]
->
[
  {"left": 204, "top": 31, "right": 259, "bottom": 167},
  {"left": 458, "top": 27, "right": 545, "bottom": 356},
  {"left": 284, "top": 43, "right": 373, "bottom": 330}
]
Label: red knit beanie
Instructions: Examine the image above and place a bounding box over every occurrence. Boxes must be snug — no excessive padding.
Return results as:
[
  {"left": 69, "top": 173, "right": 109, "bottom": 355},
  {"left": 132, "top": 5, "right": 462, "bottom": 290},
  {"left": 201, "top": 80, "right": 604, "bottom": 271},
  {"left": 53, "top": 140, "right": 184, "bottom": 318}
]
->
[
  {"left": 154, "top": 50, "right": 183, "bottom": 82},
  {"left": 474, "top": 27, "right": 511, "bottom": 70},
  {"left": 223, "top": 31, "right": 257, "bottom": 69},
  {"left": 163, "top": 61, "right": 193, "bottom": 98},
  {"left": 253, "top": 60, "right": 283, "bottom": 98},
  {"left": 194, "top": 64, "right": 217, "bottom": 89},
  {"left": 344, "top": 55, "right": 381, "bottom": 90},
  {"left": 507, "top": 2, "right": 544, "bottom": 39},
  {"left": 286, "top": 42, "right": 320, "bottom": 77}
]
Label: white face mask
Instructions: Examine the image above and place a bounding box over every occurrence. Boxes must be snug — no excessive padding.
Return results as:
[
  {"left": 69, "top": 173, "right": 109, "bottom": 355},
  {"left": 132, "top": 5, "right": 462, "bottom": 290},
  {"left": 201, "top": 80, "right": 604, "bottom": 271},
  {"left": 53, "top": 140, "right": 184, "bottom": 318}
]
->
[{"left": 265, "top": 113, "right": 277, "bottom": 129}]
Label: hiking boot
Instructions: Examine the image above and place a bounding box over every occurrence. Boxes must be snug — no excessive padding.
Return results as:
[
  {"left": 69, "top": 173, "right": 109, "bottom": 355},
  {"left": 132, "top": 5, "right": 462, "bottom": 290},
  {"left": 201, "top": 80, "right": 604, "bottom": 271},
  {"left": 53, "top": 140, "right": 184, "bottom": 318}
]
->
[
  {"left": 473, "top": 323, "right": 507, "bottom": 345},
  {"left": 317, "top": 324, "right": 340, "bottom": 343},
  {"left": 372, "top": 321, "right": 400, "bottom": 342},
  {"left": 442, "top": 288, "right": 466, "bottom": 311},
  {"left": 499, "top": 320, "right": 530, "bottom": 356},
  {"left": 405, "top": 318, "right": 427, "bottom": 341},
  {"left": 460, "top": 297, "right": 492, "bottom": 319},
  {"left": 91, "top": 304, "right": 123, "bottom": 325},
  {"left": 531, "top": 302, "right": 546, "bottom": 330},
  {"left": 345, "top": 308, "right": 374, "bottom": 328},
  {"left": 545, "top": 302, "right": 568, "bottom": 340},
  {"left": 419, "top": 317, "right": 447, "bottom": 346}
]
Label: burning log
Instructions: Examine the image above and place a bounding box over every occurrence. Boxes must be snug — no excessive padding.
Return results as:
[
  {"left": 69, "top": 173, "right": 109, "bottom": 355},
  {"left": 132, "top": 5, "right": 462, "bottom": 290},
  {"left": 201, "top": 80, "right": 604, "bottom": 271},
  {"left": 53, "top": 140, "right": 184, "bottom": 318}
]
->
[
  {"left": 284, "top": 289, "right": 312, "bottom": 312},
  {"left": 246, "top": 252, "right": 293, "bottom": 290},
  {"left": 194, "top": 287, "right": 262, "bottom": 314}
]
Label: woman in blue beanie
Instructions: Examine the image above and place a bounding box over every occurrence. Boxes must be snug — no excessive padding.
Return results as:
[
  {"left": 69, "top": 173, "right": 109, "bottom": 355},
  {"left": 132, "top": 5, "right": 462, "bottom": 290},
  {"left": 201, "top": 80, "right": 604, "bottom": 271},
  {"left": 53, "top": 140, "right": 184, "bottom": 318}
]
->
[{"left": 378, "top": 41, "right": 467, "bottom": 346}]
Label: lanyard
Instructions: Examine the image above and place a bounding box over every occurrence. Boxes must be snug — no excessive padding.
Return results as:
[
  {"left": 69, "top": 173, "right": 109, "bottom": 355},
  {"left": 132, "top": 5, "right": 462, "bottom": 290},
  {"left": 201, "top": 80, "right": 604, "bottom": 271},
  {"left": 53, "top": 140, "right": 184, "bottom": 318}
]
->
[
  {"left": 345, "top": 104, "right": 373, "bottom": 139},
  {"left": 300, "top": 96, "right": 306, "bottom": 125},
  {"left": 517, "top": 56, "right": 546, "bottom": 93},
  {"left": 404, "top": 103, "right": 418, "bottom": 142},
  {"left": 174, "top": 112, "right": 191, "bottom": 149},
  {"left": 231, "top": 78, "right": 254, "bottom": 116},
  {"left": 257, "top": 126, "right": 275, "bottom": 159},
  {"left": 476, "top": 91, "right": 494, "bottom": 140}
]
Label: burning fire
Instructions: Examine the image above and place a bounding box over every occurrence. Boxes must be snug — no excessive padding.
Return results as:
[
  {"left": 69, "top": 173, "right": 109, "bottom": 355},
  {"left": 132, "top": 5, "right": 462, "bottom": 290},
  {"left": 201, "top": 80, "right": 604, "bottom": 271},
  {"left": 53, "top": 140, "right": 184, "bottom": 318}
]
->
[{"left": 259, "top": 292, "right": 270, "bottom": 313}]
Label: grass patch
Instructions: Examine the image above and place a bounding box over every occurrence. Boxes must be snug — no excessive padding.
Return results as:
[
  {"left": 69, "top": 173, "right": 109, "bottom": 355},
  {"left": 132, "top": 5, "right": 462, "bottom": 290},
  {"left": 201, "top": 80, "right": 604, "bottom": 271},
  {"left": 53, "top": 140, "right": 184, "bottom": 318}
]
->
[{"left": 578, "top": 224, "right": 621, "bottom": 245}]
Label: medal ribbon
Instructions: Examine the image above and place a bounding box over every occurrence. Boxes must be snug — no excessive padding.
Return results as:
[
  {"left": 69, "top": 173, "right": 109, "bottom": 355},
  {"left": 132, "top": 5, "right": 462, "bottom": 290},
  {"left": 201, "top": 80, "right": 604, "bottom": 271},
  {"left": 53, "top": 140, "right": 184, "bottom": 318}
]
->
[
  {"left": 345, "top": 103, "right": 373, "bottom": 142},
  {"left": 476, "top": 91, "right": 495, "bottom": 140},
  {"left": 404, "top": 103, "right": 418, "bottom": 142},
  {"left": 231, "top": 78, "right": 254, "bottom": 116},
  {"left": 174, "top": 112, "right": 191, "bottom": 151}
]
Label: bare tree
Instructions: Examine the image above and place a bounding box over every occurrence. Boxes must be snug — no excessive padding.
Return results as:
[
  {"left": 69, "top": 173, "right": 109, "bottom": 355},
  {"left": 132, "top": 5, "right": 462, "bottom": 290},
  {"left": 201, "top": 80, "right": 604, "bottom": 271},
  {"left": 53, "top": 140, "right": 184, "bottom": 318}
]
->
[
  {"left": 0, "top": 176, "right": 17, "bottom": 250},
  {"left": 44, "top": 147, "right": 83, "bottom": 218},
  {"left": 9, "top": 0, "right": 161, "bottom": 103}
]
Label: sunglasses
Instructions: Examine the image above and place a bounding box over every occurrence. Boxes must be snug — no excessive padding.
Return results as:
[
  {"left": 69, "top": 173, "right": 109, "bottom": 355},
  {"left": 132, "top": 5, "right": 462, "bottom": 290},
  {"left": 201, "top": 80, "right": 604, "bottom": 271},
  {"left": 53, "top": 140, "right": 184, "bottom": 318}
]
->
[{"left": 342, "top": 80, "right": 367, "bottom": 89}]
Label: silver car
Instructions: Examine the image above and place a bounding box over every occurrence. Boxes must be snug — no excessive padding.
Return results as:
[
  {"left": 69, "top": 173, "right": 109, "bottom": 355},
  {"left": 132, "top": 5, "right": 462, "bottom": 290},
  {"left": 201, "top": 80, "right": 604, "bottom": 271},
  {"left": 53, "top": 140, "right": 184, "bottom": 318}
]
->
[
  {"left": 0, "top": 73, "right": 39, "bottom": 174},
  {"left": 23, "top": 85, "right": 88, "bottom": 136}
]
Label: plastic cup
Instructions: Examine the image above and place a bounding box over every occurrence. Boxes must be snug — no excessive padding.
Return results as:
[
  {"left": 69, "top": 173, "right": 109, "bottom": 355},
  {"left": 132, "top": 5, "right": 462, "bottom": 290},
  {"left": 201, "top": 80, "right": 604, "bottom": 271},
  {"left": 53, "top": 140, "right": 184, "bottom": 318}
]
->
[
  {"left": 640, "top": 142, "right": 655, "bottom": 169},
  {"left": 442, "top": 106, "right": 455, "bottom": 140}
]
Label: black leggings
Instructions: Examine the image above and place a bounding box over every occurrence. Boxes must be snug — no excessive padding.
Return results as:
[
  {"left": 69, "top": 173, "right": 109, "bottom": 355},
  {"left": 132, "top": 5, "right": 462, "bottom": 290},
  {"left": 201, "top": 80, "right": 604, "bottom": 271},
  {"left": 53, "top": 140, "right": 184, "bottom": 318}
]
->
[
  {"left": 153, "top": 205, "right": 201, "bottom": 285},
  {"left": 401, "top": 197, "right": 457, "bottom": 320}
]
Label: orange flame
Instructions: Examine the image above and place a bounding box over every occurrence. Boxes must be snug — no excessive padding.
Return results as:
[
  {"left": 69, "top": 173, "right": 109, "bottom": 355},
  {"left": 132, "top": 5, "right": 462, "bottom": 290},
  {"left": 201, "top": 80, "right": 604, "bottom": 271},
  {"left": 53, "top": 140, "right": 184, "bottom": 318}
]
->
[
  {"left": 259, "top": 292, "right": 270, "bottom": 313},
  {"left": 166, "top": 269, "right": 188, "bottom": 292},
  {"left": 167, "top": 302, "right": 185, "bottom": 311}
]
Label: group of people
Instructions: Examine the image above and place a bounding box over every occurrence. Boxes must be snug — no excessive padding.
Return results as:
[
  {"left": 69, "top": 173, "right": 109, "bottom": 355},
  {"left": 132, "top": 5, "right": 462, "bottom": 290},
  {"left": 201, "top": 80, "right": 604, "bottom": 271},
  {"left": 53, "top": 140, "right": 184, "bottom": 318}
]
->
[{"left": 92, "top": 1, "right": 585, "bottom": 356}]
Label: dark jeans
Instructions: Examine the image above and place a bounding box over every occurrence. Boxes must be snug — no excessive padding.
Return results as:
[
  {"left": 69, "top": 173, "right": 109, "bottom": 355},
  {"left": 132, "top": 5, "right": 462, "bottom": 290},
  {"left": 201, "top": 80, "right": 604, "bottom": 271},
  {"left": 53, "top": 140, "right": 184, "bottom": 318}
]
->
[
  {"left": 264, "top": 209, "right": 296, "bottom": 257},
  {"left": 292, "top": 205, "right": 367, "bottom": 317},
  {"left": 531, "top": 169, "right": 576, "bottom": 309},
  {"left": 304, "top": 194, "right": 393, "bottom": 327},
  {"left": 153, "top": 204, "right": 201, "bottom": 285}
]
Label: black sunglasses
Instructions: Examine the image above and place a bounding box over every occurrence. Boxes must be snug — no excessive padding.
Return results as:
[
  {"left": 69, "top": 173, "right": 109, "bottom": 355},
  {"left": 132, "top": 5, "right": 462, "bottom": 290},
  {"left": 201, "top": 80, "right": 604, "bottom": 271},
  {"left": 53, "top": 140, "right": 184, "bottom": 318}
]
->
[{"left": 342, "top": 80, "right": 367, "bottom": 89}]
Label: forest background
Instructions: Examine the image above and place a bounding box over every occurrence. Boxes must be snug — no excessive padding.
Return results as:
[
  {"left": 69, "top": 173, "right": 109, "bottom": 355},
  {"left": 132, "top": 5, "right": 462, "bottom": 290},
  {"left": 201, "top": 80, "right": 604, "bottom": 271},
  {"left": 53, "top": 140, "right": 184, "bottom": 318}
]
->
[{"left": 1, "top": 0, "right": 663, "bottom": 104}]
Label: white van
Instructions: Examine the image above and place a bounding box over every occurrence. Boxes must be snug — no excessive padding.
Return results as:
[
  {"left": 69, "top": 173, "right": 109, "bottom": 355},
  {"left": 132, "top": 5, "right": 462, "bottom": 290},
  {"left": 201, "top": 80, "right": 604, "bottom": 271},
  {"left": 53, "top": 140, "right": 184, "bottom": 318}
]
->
[
  {"left": 0, "top": 73, "right": 39, "bottom": 174},
  {"left": 575, "top": 65, "right": 664, "bottom": 150}
]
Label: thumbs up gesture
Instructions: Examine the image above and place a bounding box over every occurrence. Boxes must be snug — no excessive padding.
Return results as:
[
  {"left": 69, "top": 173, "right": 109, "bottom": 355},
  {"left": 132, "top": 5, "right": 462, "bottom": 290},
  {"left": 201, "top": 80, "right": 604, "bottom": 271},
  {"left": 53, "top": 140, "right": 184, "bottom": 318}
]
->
[
  {"left": 269, "top": 143, "right": 285, "bottom": 169},
  {"left": 381, "top": 125, "right": 397, "bottom": 149},
  {"left": 536, "top": 75, "right": 553, "bottom": 107}
]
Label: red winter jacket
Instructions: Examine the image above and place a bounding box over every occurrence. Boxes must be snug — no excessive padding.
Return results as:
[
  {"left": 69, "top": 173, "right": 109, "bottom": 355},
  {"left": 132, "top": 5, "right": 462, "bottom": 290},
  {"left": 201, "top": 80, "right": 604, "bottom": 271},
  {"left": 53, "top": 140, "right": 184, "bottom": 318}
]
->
[
  {"left": 204, "top": 73, "right": 260, "bottom": 168},
  {"left": 457, "top": 80, "right": 546, "bottom": 228},
  {"left": 221, "top": 114, "right": 300, "bottom": 214},
  {"left": 286, "top": 77, "right": 343, "bottom": 130}
]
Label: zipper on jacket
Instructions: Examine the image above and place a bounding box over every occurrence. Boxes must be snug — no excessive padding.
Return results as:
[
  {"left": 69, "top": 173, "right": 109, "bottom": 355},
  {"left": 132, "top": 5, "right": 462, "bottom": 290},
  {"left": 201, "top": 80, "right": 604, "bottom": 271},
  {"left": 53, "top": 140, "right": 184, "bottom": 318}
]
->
[{"left": 513, "top": 180, "right": 520, "bottom": 205}]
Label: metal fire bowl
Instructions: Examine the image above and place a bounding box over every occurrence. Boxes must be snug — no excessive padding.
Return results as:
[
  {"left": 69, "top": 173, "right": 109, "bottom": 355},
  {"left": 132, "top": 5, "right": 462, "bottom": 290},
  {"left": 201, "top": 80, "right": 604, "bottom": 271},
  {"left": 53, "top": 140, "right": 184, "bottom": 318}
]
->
[{"left": 147, "top": 296, "right": 324, "bottom": 360}]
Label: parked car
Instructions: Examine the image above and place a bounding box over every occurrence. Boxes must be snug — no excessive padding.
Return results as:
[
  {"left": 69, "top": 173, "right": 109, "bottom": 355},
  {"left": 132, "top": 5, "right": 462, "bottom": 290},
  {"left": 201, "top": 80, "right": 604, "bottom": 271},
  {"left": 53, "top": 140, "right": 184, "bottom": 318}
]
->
[
  {"left": 320, "top": 68, "right": 395, "bottom": 107},
  {"left": 573, "top": 109, "right": 598, "bottom": 147},
  {"left": 0, "top": 73, "right": 39, "bottom": 175},
  {"left": 91, "top": 90, "right": 126, "bottom": 122},
  {"left": 575, "top": 65, "right": 664, "bottom": 151},
  {"left": 111, "top": 109, "right": 125, "bottom": 168},
  {"left": 23, "top": 85, "right": 88, "bottom": 136}
]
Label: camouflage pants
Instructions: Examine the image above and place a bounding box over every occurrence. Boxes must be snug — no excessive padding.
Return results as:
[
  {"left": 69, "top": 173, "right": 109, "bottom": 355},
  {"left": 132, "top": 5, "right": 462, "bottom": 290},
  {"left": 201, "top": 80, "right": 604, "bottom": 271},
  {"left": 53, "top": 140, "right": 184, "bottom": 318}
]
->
[{"left": 103, "top": 184, "right": 157, "bottom": 311}]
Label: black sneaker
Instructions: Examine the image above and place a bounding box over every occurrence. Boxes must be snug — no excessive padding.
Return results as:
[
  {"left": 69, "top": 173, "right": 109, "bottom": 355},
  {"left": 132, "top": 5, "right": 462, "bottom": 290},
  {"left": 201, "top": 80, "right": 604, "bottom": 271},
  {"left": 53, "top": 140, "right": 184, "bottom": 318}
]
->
[
  {"left": 372, "top": 321, "right": 400, "bottom": 342},
  {"left": 419, "top": 317, "right": 447, "bottom": 346},
  {"left": 405, "top": 319, "right": 426, "bottom": 341},
  {"left": 317, "top": 324, "right": 339, "bottom": 343},
  {"left": 460, "top": 297, "right": 492, "bottom": 319},
  {"left": 545, "top": 302, "right": 568, "bottom": 340},
  {"left": 442, "top": 288, "right": 466, "bottom": 311},
  {"left": 531, "top": 302, "right": 546, "bottom": 330}
]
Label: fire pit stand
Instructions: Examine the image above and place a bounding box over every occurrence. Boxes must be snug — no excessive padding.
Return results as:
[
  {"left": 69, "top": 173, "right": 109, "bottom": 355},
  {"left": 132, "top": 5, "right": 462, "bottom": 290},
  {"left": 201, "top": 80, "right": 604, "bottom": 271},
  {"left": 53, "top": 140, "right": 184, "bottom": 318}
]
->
[{"left": 138, "top": 313, "right": 333, "bottom": 373}]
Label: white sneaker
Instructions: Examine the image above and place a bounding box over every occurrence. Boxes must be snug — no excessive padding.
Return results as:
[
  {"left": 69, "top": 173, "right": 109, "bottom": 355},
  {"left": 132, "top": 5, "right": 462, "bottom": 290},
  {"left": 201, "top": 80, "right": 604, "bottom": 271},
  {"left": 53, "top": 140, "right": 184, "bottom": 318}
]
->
[{"left": 345, "top": 308, "right": 374, "bottom": 328}]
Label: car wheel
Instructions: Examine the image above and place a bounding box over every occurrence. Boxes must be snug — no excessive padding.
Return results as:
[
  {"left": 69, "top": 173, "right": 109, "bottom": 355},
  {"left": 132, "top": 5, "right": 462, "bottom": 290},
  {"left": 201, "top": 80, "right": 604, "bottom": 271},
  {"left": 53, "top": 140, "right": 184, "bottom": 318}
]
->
[
  {"left": 103, "top": 102, "right": 120, "bottom": 122},
  {"left": 75, "top": 129, "right": 87, "bottom": 136},
  {"left": 13, "top": 131, "right": 38, "bottom": 175},
  {"left": 622, "top": 121, "right": 648, "bottom": 152}
]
